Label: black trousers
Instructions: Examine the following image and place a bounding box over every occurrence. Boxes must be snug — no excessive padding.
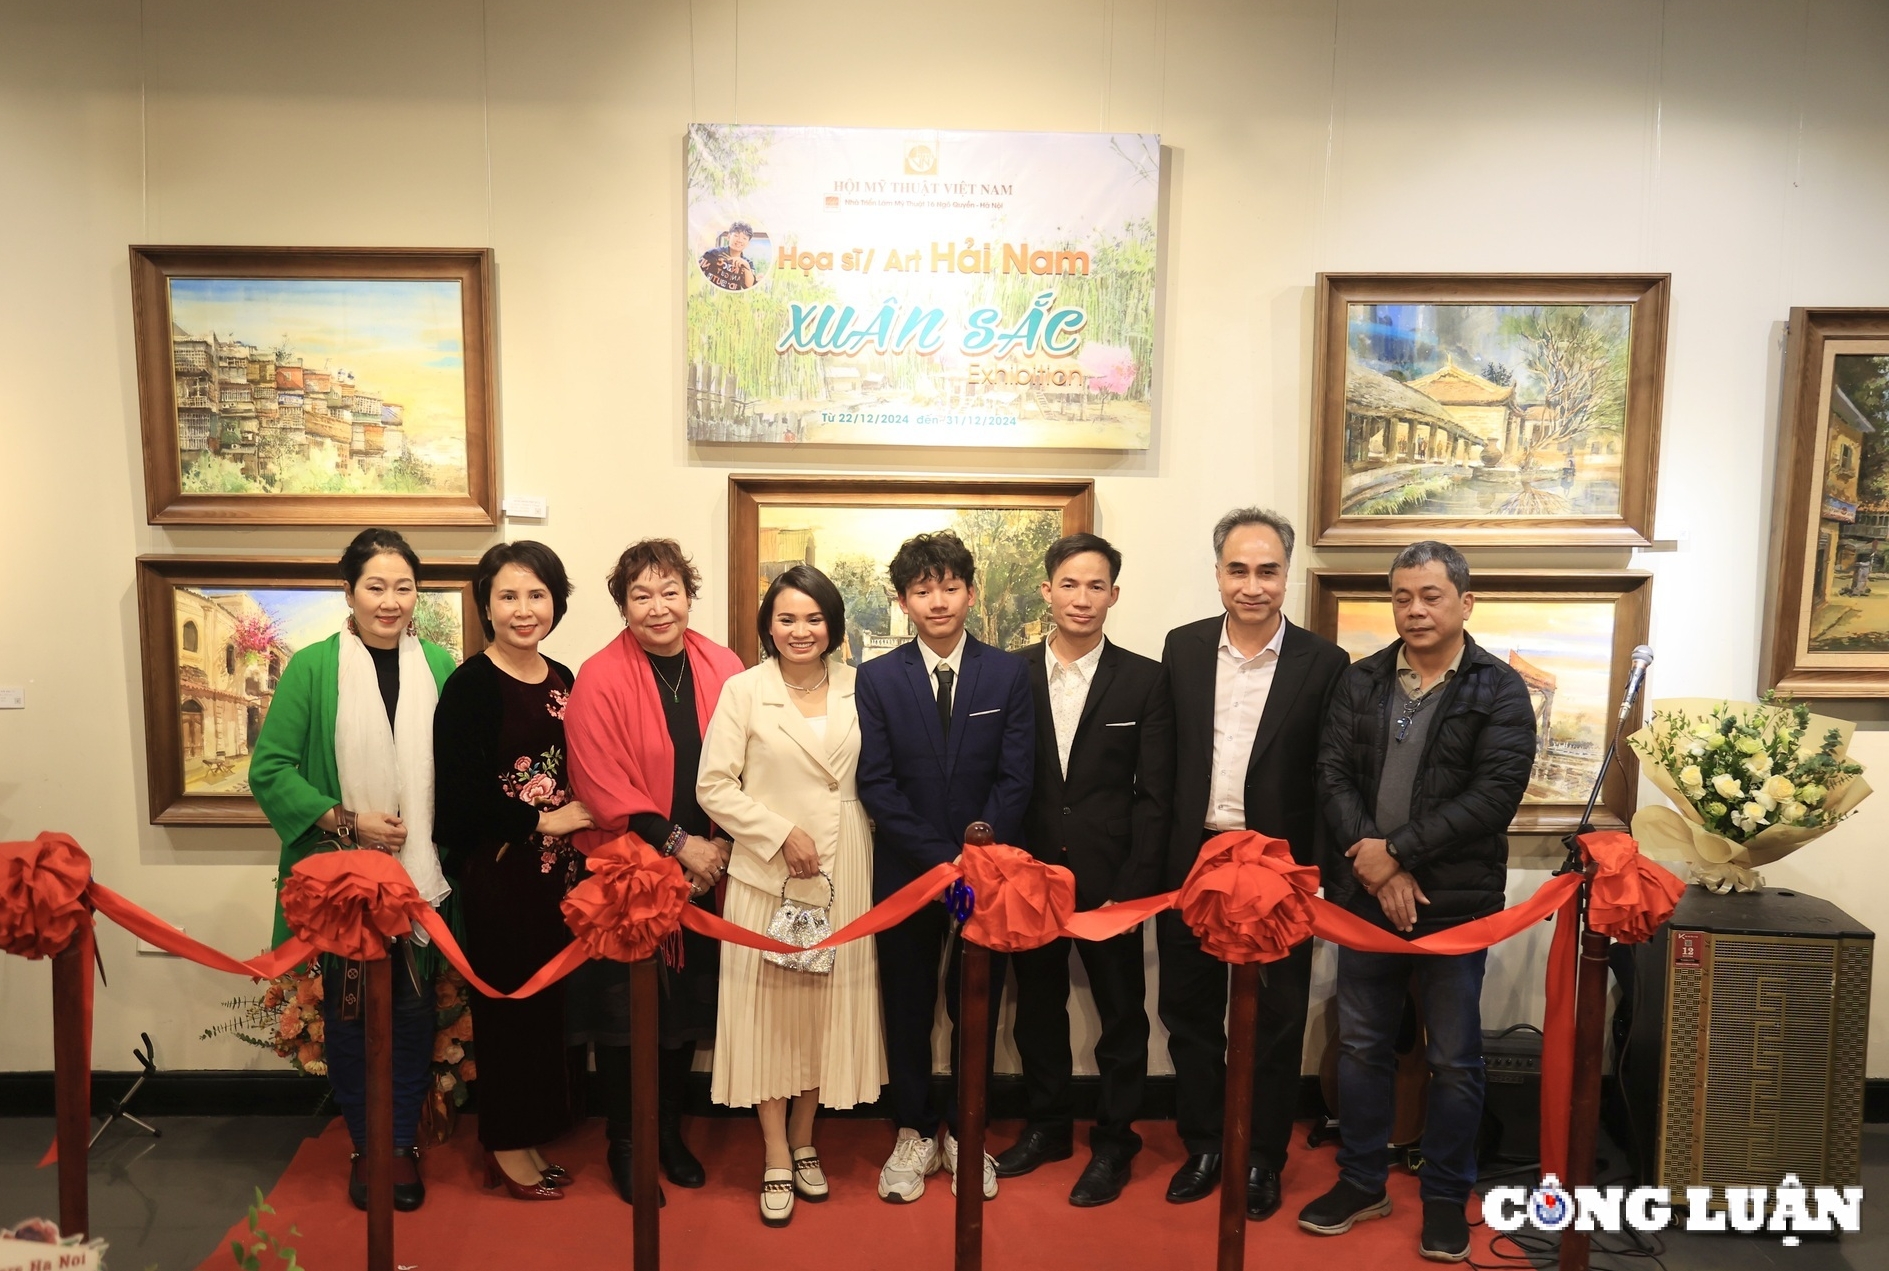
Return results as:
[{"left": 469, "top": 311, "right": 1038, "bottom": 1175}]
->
[
  {"left": 1009, "top": 927, "right": 1149, "bottom": 1151},
  {"left": 876, "top": 900, "right": 1005, "bottom": 1137},
  {"left": 1156, "top": 909, "right": 1314, "bottom": 1164}
]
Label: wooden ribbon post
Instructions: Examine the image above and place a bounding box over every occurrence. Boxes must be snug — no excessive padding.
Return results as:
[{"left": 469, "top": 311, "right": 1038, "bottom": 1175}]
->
[
  {"left": 363, "top": 953, "right": 395, "bottom": 1271},
  {"left": 51, "top": 938, "right": 91, "bottom": 1240},
  {"left": 954, "top": 822, "right": 995, "bottom": 1271},
  {"left": 1216, "top": 961, "right": 1261, "bottom": 1271},
  {"left": 631, "top": 955, "right": 663, "bottom": 1270},
  {"left": 1558, "top": 878, "right": 1612, "bottom": 1271}
]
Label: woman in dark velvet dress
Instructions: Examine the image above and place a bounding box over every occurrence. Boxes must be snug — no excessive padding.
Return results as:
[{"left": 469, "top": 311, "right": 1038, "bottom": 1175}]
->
[{"left": 433, "top": 541, "right": 595, "bottom": 1201}]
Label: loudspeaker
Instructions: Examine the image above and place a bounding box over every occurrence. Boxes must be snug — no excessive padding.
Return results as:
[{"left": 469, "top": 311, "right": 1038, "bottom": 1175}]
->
[
  {"left": 1624, "top": 885, "right": 1872, "bottom": 1196},
  {"left": 1479, "top": 1025, "right": 1543, "bottom": 1164}
]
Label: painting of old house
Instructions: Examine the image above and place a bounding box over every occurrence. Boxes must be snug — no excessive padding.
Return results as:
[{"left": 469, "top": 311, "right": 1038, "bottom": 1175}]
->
[{"left": 1312, "top": 275, "right": 1667, "bottom": 547}]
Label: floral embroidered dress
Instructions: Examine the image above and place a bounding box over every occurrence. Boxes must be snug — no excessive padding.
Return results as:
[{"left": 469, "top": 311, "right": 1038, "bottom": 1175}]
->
[{"left": 432, "top": 653, "right": 580, "bottom": 1151}]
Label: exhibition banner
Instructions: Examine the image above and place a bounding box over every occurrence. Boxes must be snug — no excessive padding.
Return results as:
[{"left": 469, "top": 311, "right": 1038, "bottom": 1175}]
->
[{"left": 686, "top": 124, "right": 1159, "bottom": 449}]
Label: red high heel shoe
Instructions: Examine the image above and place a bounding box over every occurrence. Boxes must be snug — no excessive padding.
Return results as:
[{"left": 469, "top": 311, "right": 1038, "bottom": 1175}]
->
[{"left": 483, "top": 1150, "right": 565, "bottom": 1201}]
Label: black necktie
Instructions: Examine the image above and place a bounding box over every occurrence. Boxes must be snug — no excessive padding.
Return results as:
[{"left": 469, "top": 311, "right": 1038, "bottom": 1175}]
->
[{"left": 935, "top": 664, "right": 955, "bottom": 742}]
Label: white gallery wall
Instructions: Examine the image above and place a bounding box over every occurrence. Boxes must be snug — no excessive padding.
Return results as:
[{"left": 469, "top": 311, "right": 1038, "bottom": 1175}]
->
[{"left": 4, "top": 0, "right": 1889, "bottom": 1081}]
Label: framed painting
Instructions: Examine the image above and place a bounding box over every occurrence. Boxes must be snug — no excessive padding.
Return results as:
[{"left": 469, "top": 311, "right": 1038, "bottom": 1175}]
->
[
  {"left": 1309, "top": 273, "right": 1669, "bottom": 548},
  {"left": 131, "top": 246, "right": 499, "bottom": 526},
  {"left": 135, "top": 556, "right": 484, "bottom": 826},
  {"left": 1307, "top": 569, "right": 1652, "bottom": 833},
  {"left": 1763, "top": 309, "right": 1889, "bottom": 696},
  {"left": 726, "top": 475, "right": 1095, "bottom": 666}
]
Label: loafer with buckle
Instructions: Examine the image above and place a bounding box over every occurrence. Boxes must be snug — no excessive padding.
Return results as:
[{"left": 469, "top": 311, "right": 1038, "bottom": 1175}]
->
[
  {"left": 1245, "top": 1165, "right": 1282, "bottom": 1220},
  {"left": 1068, "top": 1145, "right": 1134, "bottom": 1207},
  {"left": 760, "top": 1167, "right": 795, "bottom": 1227},
  {"left": 993, "top": 1124, "right": 1074, "bottom": 1178},
  {"left": 791, "top": 1146, "right": 829, "bottom": 1201},
  {"left": 1165, "top": 1153, "right": 1222, "bottom": 1203}
]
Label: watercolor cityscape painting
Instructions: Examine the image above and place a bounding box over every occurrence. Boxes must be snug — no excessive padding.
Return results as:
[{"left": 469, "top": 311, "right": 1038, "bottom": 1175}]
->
[{"left": 165, "top": 277, "right": 470, "bottom": 498}]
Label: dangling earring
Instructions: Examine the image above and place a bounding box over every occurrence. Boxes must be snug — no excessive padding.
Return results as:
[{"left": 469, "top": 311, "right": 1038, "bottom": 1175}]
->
[
  {"left": 406, "top": 620, "right": 417, "bottom": 638},
  {"left": 346, "top": 615, "right": 359, "bottom": 637}
]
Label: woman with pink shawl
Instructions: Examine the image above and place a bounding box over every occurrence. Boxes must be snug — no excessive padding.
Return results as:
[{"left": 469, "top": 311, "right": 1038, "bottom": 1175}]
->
[{"left": 564, "top": 539, "right": 744, "bottom": 1203}]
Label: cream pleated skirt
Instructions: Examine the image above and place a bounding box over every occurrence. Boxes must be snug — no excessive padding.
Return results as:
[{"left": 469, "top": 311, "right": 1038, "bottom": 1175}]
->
[{"left": 711, "top": 799, "right": 886, "bottom": 1108}]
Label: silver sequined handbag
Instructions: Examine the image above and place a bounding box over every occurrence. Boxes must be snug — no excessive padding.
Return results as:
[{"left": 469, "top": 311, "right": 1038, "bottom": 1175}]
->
[{"left": 763, "top": 870, "right": 836, "bottom": 975}]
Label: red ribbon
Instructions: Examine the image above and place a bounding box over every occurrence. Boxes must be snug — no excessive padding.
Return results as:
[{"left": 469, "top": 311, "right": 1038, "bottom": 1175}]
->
[
  {"left": 1537, "top": 831, "right": 1684, "bottom": 1182},
  {"left": 9, "top": 826, "right": 1679, "bottom": 1185}
]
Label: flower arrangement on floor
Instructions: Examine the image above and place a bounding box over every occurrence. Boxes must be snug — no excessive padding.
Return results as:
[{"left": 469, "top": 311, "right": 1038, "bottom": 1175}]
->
[
  {"left": 201, "top": 962, "right": 327, "bottom": 1076},
  {"left": 204, "top": 960, "right": 477, "bottom": 1138},
  {"left": 407, "top": 961, "right": 479, "bottom": 1142},
  {"left": 1628, "top": 695, "right": 1872, "bottom": 892}
]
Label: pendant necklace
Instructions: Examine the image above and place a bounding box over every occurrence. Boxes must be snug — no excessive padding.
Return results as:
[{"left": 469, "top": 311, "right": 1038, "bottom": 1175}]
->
[{"left": 653, "top": 655, "right": 688, "bottom": 703}]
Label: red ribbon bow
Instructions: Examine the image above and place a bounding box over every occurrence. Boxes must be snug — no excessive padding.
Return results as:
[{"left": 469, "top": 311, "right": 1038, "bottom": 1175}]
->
[
  {"left": 1581, "top": 830, "right": 1685, "bottom": 943},
  {"left": 0, "top": 832, "right": 93, "bottom": 959},
  {"left": 561, "top": 834, "right": 691, "bottom": 964},
  {"left": 278, "top": 850, "right": 429, "bottom": 961},
  {"left": 1179, "top": 831, "right": 1320, "bottom": 964},
  {"left": 959, "top": 844, "right": 1077, "bottom": 953}
]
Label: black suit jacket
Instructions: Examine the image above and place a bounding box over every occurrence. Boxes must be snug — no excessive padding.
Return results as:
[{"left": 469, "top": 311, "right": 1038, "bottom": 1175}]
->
[
  {"left": 1161, "top": 615, "right": 1351, "bottom": 889},
  {"left": 1019, "top": 638, "right": 1174, "bottom": 909}
]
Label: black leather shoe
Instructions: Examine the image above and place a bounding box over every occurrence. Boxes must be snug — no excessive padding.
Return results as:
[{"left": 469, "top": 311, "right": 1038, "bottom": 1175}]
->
[
  {"left": 1068, "top": 1146, "right": 1134, "bottom": 1207},
  {"left": 658, "top": 1120, "right": 706, "bottom": 1188},
  {"left": 347, "top": 1153, "right": 367, "bottom": 1212},
  {"left": 1165, "top": 1153, "right": 1222, "bottom": 1203},
  {"left": 1245, "top": 1165, "right": 1282, "bottom": 1220},
  {"left": 994, "top": 1125, "right": 1074, "bottom": 1178},
  {"left": 606, "top": 1137, "right": 667, "bottom": 1207},
  {"left": 390, "top": 1147, "right": 425, "bottom": 1212}
]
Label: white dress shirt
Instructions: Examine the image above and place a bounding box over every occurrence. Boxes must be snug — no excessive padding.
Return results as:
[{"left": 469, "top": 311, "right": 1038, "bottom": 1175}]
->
[
  {"left": 1045, "top": 635, "right": 1106, "bottom": 777},
  {"left": 1205, "top": 616, "right": 1286, "bottom": 832},
  {"left": 916, "top": 630, "right": 968, "bottom": 703}
]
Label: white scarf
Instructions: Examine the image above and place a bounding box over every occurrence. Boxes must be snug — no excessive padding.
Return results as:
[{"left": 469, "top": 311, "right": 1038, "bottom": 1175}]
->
[{"left": 336, "top": 626, "right": 450, "bottom": 935}]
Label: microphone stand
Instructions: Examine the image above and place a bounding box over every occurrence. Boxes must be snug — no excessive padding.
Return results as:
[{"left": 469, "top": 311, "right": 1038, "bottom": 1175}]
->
[{"left": 1555, "top": 674, "right": 1647, "bottom": 1271}]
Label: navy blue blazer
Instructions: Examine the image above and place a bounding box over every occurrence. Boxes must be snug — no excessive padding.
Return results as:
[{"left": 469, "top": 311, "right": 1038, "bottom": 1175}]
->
[{"left": 855, "top": 633, "right": 1036, "bottom": 902}]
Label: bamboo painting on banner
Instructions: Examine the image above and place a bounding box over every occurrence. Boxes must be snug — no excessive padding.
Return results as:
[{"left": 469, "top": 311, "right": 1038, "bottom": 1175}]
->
[{"left": 686, "top": 124, "right": 1159, "bottom": 449}]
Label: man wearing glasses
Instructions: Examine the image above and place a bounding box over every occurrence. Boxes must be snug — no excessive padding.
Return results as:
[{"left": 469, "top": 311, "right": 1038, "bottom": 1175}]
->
[{"left": 1299, "top": 540, "right": 1536, "bottom": 1263}]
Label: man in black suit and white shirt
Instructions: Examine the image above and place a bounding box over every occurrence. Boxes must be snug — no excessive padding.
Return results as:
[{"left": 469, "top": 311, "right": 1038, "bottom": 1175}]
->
[
  {"left": 996, "top": 533, "right": 1174, "bottom": 1207},
  {"left": 1157, "top": 507, "right": 1351, "bottom": 1219}
]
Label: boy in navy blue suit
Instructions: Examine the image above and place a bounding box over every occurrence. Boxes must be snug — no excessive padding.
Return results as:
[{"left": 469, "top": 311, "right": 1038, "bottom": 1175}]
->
[{"left": 856, "top": 530, "right": 1034, "bottom": 1205}]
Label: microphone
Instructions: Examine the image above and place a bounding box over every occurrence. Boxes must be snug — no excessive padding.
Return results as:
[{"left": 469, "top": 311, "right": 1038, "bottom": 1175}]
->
[{"left": 1617, "top": 645, "right": 1655, "bottom": 723}]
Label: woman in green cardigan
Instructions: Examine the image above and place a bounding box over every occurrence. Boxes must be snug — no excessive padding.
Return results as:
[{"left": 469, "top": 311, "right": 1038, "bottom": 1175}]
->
[{"left": 249, "top": 528, "right": 458, "bottom": 1213}]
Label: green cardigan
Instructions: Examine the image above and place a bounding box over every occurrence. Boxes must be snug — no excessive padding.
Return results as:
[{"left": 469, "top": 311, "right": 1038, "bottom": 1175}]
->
[{"left": 249, "top": 633, "right": 457, "bottom": 950}]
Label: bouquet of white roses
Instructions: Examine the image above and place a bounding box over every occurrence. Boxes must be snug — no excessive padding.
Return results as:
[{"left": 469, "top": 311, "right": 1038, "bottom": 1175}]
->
[{"left": 1627, "top": 696, "right": 1870, "bottom": 892}]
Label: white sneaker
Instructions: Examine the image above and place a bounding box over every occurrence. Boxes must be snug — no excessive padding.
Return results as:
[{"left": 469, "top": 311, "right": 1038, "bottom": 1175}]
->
[
  {"left": 939, "top": 1126, "right": 998, "bottom": 1199},
  {"left": 877, "top": 1134, "right": 939, "bottom": 1203}
]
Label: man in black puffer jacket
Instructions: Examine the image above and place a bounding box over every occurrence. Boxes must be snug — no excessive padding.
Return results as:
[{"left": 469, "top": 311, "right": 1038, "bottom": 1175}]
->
[{"left": 1297, "top": 540, "right": 1536, "bottom": 1264}]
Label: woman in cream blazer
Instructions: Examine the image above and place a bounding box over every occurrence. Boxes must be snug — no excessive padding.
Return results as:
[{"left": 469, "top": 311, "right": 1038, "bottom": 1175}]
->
[{"left": 697, "top": 566, "right": 884, "bottom": 1225}]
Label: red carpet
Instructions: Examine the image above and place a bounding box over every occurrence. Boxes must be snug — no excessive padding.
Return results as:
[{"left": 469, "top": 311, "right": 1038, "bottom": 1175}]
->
[{"left": 203, "top": 1115, "right": 1501, "bottom": 1269}]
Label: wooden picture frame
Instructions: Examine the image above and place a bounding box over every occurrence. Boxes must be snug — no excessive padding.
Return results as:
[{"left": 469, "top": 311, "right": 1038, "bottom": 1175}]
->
[
  {"left": 131, "top": 246, "right": 499, "bottom": 526},
  {"left": 1763, "top": 308, "right": 1889, "bottom": 697},
  {"left": 1309, "top": 273, "right": 1669, "bottom": 548},
  {"left": 135, "top": 555, "right": 485, "bottom": 826},
  {"left": 726, "top": 475, "right": 1095, "bottom": 666},
  {"left": 1306, "top": 568, "right": 1652, "bottom": 833}
]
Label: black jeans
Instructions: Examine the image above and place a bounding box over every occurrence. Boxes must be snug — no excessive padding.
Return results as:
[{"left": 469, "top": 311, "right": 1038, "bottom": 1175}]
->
[
  {"left": 1009, "top": 928, "right": 1149, "bottom": 1151},
  {"left": 321, "top": 950, "right": 436, "bottom": 1150},
  {"left": 1155, "top": 911, "right": 1314, "bottom": 1165},
  {"left": 875, "top": 901, "right": 1006, "bottom": 1137}
]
